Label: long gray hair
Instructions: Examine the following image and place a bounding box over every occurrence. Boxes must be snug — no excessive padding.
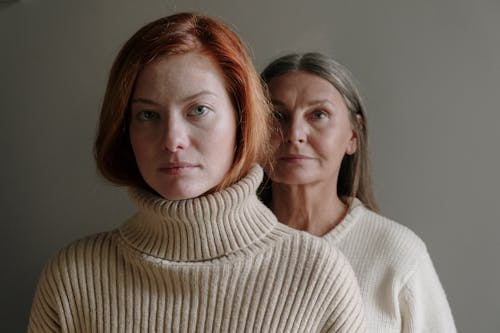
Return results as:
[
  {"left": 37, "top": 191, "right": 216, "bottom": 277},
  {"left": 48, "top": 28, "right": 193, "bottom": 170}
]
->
[{"left": 261, "top": 52, "right": 379, "bottom": 212}]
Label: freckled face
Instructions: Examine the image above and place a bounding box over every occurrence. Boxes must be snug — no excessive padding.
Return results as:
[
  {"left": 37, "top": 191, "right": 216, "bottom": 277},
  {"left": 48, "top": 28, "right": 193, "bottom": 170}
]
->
[
  {"left": 129, "top": 52, "right": 237, "bottom": 200},
  {"left": 267, "top": 71, "right": 357, "bottom": 187}
]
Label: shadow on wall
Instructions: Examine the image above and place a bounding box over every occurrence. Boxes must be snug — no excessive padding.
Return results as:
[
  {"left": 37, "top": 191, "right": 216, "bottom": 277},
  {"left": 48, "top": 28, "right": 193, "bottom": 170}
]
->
[{"left": 0, "top": 2, "right": 18, "bottom": 12}]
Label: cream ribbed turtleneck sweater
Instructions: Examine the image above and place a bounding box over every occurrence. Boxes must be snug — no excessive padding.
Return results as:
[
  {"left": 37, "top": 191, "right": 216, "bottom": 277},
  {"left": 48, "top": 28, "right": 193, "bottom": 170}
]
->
[{"left": 28, "top": 167, "right": 366, "bottom": 332}]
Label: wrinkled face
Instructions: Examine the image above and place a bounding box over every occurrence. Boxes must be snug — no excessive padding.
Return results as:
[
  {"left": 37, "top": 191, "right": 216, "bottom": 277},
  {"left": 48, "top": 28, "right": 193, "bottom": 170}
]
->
[
  {"left": 267, "top": 71, "right": 357, "bottom": 187},
  {"left": 129, "top": 51, "right": 237, "bottom": 200}
]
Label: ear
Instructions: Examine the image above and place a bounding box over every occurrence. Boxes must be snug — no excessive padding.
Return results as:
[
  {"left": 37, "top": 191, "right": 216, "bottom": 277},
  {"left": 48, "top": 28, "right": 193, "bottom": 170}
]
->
[{"left": 346, "top": 114, "right": 362, "bottom": 155}]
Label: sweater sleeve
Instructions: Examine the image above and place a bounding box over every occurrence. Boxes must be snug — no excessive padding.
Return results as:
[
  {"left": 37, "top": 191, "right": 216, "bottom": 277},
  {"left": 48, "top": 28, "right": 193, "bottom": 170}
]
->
[
  {"left": 321, "top": 251, "right": 368, "bottom": 333},
  {"left": 28, "top": 258, "right": 62, "bottom": 333},
  {"left": 399, "top": 251, "right": 456, "bottom": 333}
]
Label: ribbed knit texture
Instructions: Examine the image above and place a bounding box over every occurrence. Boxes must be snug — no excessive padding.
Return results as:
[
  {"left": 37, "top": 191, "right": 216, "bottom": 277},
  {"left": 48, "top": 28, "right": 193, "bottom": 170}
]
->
[
  {"left": 324, "top": 199, "right": 456, "bottom": 333},
  {"left": 28, "top": 166, "right": 366, "bottom": 333}
]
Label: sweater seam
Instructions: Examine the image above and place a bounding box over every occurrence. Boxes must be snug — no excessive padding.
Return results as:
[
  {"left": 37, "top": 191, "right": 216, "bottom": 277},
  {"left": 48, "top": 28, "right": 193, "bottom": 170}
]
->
[{"left": 399, "top": 245, "right": 429, "bottom": 291}]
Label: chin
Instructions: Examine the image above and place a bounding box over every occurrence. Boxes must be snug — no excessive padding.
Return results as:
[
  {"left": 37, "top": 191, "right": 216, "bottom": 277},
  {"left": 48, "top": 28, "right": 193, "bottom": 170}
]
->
[
  {"left": 159, "top": 191, "right": 201, "bottom": 201},
  {"left": 157, "top": 184, "right": 209, "bottom": 201},
  {"left": 271, "top": 176, "right": 308, "bottom": 186},
  {"left": 271, "top": 170, "right": 312, "bottom": 185}
]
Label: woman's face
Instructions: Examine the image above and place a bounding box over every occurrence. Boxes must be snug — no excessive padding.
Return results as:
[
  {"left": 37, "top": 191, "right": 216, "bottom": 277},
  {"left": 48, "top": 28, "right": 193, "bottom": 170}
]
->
[
  {"left": 267, "top": 71, "right": 357, "bottom": 187},
  {"left": 129, "top": 51, "right": 237, "bottom": 200}
]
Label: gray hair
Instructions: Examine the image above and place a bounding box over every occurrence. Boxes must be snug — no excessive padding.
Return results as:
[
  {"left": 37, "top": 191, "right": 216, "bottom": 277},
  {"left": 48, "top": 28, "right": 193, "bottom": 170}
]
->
[{"left": 261, "top": 52, "right": 379, "bottom": 211}]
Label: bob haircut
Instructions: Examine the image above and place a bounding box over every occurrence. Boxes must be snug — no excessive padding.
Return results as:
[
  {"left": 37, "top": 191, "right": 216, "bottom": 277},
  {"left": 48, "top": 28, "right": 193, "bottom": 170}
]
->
[
  {"left": 94, "top": 13, "right": 271, "bottom": 192},
  {"left": 261, "top": 52, "right": 378, "bottom": 212}
]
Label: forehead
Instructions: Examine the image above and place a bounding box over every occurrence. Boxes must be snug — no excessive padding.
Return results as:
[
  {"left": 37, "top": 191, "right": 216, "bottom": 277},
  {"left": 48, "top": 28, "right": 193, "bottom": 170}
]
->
[
  {"left": 268, "top": 71, "right": 344, "bottom": 105},
  {"left": 134, "top": 51, "right": 228, "bottom": 98}
]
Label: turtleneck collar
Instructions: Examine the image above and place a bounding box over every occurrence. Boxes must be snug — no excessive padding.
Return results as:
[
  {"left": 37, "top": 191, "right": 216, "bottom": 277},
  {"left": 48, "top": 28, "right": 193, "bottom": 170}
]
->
[{"left": 118, "top": 166, "right": 279, "bottom": 262}]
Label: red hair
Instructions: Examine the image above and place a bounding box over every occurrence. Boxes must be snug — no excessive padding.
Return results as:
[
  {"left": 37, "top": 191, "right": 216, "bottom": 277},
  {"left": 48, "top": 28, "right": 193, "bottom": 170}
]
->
[{"left": 94, "top": 13, "right": 271, "bottom": 191}]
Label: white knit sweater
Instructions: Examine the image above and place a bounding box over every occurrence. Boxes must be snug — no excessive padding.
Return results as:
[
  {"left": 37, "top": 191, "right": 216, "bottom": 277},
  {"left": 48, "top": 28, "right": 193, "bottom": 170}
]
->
[
  {"left": 28, "top": 167, "right": 366, "bottom": 332},
  {"left": 324, "top": 199, "right": 456, "bottom": 332}
]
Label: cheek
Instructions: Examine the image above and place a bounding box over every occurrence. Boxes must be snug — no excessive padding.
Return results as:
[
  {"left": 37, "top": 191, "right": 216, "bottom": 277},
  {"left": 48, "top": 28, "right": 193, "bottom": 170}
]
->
[
  {"left": 130, "top": 122, "right": 165, "bottom": 149},
  {"left": 270, "top": 129, "right": 284, "bottom": 149},
  {"left": 129, "top": 130, "right": 155, "bottom": 168},
  {"left": 129, "top": 131, "right": 140, "bottom": 158},
  {"left": 200, "top": 122, "right": 236, "bottom": 161},
  {"left": 312, "top": 131, "right": 345, "bottom": 159},
  {"left": 215, "top": 112, "right": 237, "bottom": 147}
]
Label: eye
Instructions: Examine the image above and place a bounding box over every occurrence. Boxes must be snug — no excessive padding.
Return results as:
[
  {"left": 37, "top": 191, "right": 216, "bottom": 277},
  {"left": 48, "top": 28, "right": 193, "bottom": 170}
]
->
[
  {"left": 188, "top": 105, "right": 210, "bottom": 117},
  {"left": 310, "top": 110, "right": 328, "bottom": 120},
  {"left": 136, "top": 110, "right": 160, "bottom": 121},
  {"left": 272, "top": 110, "right": 287, "bottom": 121}
]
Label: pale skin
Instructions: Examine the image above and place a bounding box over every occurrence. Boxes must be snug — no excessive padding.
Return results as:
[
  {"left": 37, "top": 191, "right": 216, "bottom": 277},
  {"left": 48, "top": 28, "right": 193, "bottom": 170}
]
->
[
  {"left": 129, "top": 51, "right": 237, "bottom": 200},
  {"left": 267, "top": 71, "right": 359, "bottom": 236}
]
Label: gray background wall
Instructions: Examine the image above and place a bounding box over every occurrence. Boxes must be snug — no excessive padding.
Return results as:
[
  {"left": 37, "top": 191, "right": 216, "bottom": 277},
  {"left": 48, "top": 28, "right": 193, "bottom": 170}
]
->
[{"left": 1, "top": 0, "right": 499, "bottom": 331}]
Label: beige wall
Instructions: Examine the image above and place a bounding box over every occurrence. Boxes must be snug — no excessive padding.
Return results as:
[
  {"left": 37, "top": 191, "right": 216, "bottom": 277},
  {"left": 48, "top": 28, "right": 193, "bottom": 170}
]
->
[{"left": 1, "top": 0, "right": 499, "bottom": 331}]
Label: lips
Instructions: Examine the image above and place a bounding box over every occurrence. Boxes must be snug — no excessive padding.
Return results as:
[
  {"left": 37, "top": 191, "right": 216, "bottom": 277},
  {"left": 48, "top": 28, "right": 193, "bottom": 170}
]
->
[
  {"left": 279, "top": 154, "right": 314, "bottom": 161},
  {"left": 158, "top": 162, "right": 199, "bottom": 174}
]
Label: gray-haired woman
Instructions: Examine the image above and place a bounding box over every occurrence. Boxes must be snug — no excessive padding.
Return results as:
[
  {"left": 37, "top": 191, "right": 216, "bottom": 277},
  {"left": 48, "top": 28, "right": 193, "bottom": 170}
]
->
[{"left": 261, "top": 52, "right": 456, "bottom": 333}]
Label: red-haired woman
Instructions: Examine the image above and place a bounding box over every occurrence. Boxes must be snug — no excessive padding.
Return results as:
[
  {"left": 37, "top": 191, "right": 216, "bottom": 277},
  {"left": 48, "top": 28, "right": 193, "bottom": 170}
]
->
[{"left": 28, "top": 14, "right": 366, "bottom": 332}]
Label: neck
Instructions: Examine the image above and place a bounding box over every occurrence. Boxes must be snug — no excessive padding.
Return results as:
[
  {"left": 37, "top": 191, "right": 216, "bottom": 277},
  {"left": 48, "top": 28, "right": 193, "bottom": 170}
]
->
[{"left": 271, "top": 181, "right": 347, "bottom": 237}]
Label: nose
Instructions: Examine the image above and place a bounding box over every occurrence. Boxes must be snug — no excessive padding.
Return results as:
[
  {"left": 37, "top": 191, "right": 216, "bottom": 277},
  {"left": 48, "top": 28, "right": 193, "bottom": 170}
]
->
[
  {"left": 161, "top": 117, "right": 189, "bottom": 152},
  {"left": 285, "top": 117, "right": 306, "bottom": 144}
]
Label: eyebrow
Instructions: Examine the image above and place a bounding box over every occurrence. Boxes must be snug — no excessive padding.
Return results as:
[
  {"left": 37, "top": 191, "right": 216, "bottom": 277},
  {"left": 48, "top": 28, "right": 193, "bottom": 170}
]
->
[
  {"left": 130, "top": 98, "right": 161, "bottom": 106},
  {"left": 131, "top": 90, "right": 218, "bottom": 106},
  {"left": 271, "top": 99, "right": 337, "bottom": 108}
]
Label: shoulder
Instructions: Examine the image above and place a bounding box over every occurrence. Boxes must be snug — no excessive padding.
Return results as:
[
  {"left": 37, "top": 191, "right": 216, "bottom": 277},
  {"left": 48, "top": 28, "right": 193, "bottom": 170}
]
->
[
  {"left": 40, "top": 231, "right": 117, "bottom": 279},
  {"left": 363, "top": 209, "right": 427, "bottom": 256},
  {"left": 251, "top": 225, "right": 366, "bottom": 331},
  {"left": 328, "top": 200, "right": 426, "bottom": 257},
  {"left": 354, "top": 211, "right": 456, "bottom": 332},
  {"left": 335, "top": 206, "right": 430, "bottom": 277}
]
